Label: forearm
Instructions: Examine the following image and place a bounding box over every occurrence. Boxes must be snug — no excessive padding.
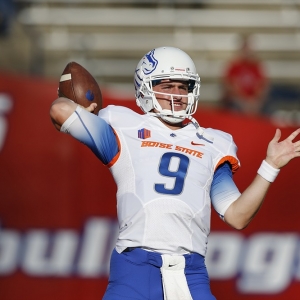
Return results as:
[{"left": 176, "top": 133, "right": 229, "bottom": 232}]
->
[
  {"left": 224, "top": 174, "right": 271, "bottom": 229},
  {"left": 225, "top": 127, "right": 300, "bottom": 229}
]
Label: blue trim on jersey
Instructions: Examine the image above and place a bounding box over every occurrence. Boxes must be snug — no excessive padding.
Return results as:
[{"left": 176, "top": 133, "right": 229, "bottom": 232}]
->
[
  {"left": 76, "top": 110, "right": 99, "bottom": 152},
  {"left": 212, "top": 162, "right": 233, "bottom": 184},
  {"left": 75, "top": 110, "right": 119, "bottom": 165},
  {"left": 211, "top": 162, "right": 240, "bottom": 218}
]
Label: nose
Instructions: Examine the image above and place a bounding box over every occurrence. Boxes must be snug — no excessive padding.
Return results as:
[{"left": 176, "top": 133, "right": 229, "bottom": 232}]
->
[{"left": 172, "top": 87, "right": 183, "bottom": 100}]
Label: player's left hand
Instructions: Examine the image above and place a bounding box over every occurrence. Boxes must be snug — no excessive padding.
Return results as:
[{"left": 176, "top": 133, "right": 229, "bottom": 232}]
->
[{"left": 265, "top": 128, "right": 300, "bottom": 169}]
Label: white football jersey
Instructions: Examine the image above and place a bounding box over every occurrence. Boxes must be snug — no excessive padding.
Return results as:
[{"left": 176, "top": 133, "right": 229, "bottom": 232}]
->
[{"left": 96, "top": 105, "right": 240, "bottom": 256}]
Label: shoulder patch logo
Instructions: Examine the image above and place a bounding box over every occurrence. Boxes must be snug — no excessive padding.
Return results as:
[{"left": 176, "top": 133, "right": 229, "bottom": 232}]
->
[{"left": 138, "top": 128, "right": 151, "bottom": 139}]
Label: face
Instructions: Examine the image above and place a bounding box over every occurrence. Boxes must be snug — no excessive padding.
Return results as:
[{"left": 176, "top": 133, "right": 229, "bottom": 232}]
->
[{"left": 152, "top": 80, "right": 189, "bottom": 112}]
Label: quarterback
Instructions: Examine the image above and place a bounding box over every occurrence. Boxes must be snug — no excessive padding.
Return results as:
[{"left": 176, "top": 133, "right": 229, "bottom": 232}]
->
[{"left": 50, "top": 47, "right": 300, "bottom": 300}]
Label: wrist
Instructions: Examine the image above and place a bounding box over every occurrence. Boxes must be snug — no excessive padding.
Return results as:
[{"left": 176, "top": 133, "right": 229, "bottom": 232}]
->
[
  {"left": 264, "top": 157, "right": 278, "bottom": 169},
  {"left": 257, "top": 160, "right": 280, "bottom": 182}
]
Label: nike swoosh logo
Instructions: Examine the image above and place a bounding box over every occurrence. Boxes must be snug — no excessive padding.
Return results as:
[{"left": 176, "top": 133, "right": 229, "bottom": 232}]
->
[{"left": 191, "top": 141, "right": 205, "bottom": 146}]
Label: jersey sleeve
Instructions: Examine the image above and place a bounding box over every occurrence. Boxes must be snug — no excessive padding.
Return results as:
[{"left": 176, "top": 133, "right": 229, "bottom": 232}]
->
[
  {"left": 205, "top": 128, "right": 240, "bottom": 173},
  {"left": 210, "top": 162, "right": 241, "bottom": 220},
  {"left": 60, "top": 106, "right": 119, "bottom": 166}
]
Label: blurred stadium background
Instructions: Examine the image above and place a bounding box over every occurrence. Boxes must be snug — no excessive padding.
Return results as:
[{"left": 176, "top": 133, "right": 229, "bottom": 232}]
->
[
  {"left": 2, "top": 0, "right": 300, "bottom": 119},
  {"left": 1, "top": 1, "right": 300, "bottom": 300}
]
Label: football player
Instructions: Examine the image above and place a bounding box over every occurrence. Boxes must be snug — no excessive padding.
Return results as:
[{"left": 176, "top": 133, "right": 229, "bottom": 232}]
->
[{"left": 50, "top": 47, "right": 300, "bottom": 300}]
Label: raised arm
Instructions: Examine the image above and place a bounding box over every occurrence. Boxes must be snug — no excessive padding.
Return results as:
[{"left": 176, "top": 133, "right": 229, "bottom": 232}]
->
[
  {"left": 50, "top": 97, "right": 97, "bottom": 131},
  {"left": 224, "top": 128, "right": 300, "bottom": 229}
]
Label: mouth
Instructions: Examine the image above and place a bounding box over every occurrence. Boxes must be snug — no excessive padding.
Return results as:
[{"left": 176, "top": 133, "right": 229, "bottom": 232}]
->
[
  {"left": 171, "top": 101, "right": 187, "bottom": 111},
  {"left": 155, "top": 95, "right": 188, "bottom": 112}
]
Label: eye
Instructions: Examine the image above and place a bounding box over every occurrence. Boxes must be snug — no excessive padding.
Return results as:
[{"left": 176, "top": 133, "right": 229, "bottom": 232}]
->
[
  {"left": 161, "top": 85, "right": 172, "bottom": 90},
  {"left": 180, "top": 85, "right": 188, "bottom": 91}
]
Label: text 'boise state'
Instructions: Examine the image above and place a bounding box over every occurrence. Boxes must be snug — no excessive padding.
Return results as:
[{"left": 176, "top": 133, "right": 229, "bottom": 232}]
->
[{"left": 141, "top": 141, "right": 203, "bottom": 158}]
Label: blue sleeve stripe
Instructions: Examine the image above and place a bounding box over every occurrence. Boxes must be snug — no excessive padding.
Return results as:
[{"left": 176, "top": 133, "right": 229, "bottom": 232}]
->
[
  {"left": 76, "top": 110, "right": 98, "bottom": 152},
  {"left": 75, "top": 110, "right": 119, "bottom": 165},
  {"left": 211, "top": 162, "right": 241, "bottom": 218}
]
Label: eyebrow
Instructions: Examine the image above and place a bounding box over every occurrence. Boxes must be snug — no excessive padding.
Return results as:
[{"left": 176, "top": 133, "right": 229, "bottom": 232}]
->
[{"left": 160, "top": 81, "right": 188, "bottom": 86}]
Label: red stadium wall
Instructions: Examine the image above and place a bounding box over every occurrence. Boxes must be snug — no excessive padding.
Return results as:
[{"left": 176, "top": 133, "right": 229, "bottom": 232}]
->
[{"left": 0, "top": 73, "right": 300, "bottom": 300}]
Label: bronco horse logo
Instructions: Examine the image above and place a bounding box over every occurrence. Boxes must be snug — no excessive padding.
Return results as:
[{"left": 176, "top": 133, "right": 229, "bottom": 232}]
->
[{"left": 142, "top": 49, "right": 158, "bottom": 75}]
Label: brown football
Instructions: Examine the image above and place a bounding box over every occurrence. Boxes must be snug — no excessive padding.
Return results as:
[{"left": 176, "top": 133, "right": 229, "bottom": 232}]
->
[{"left": 58, "top": 62, "right": 102, "bottom": 115}]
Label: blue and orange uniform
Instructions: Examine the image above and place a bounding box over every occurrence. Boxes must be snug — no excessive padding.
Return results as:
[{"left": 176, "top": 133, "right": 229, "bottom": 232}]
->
[{"left": 61, "top": 104, "right": 241, "bottom": 300}]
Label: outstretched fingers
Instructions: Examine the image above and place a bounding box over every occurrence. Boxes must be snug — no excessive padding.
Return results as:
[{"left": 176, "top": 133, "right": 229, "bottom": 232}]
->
[
  {"left": 287, "top": 130, "right": 300, "bottom": 160},
  {"left": 293, "top": 140, "right": 300, "bottom": 153},
  {"left": 267, "top": 128, "right": 300, "bottom": 168},
  {"left": 287, "top": 129, "right": 300, "bottom": 156},
  {"left": 272, "top": 128, "right": 281, "bottom": 143},
  {"left": 287, "top": 128, "right": 300, "bottom": 142}
]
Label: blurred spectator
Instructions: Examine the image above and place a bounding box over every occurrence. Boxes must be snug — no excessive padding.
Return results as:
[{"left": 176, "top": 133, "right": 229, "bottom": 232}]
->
[
  {"left": 221, "top": 35, "right": 269, "bottom": 115},
  {"left": 0, "top": 0, "right": 15, "bottom": 37}
]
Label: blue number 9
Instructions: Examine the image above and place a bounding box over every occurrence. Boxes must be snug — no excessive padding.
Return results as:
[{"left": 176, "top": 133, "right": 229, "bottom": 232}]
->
[{"left": 155, "top": 152, "right": 189, "bottom": 195}]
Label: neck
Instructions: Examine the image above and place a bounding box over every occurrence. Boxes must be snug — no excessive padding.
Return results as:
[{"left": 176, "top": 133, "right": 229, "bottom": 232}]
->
[{"left": 157, "top": 117, "right": 184, "bottom": 130}]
